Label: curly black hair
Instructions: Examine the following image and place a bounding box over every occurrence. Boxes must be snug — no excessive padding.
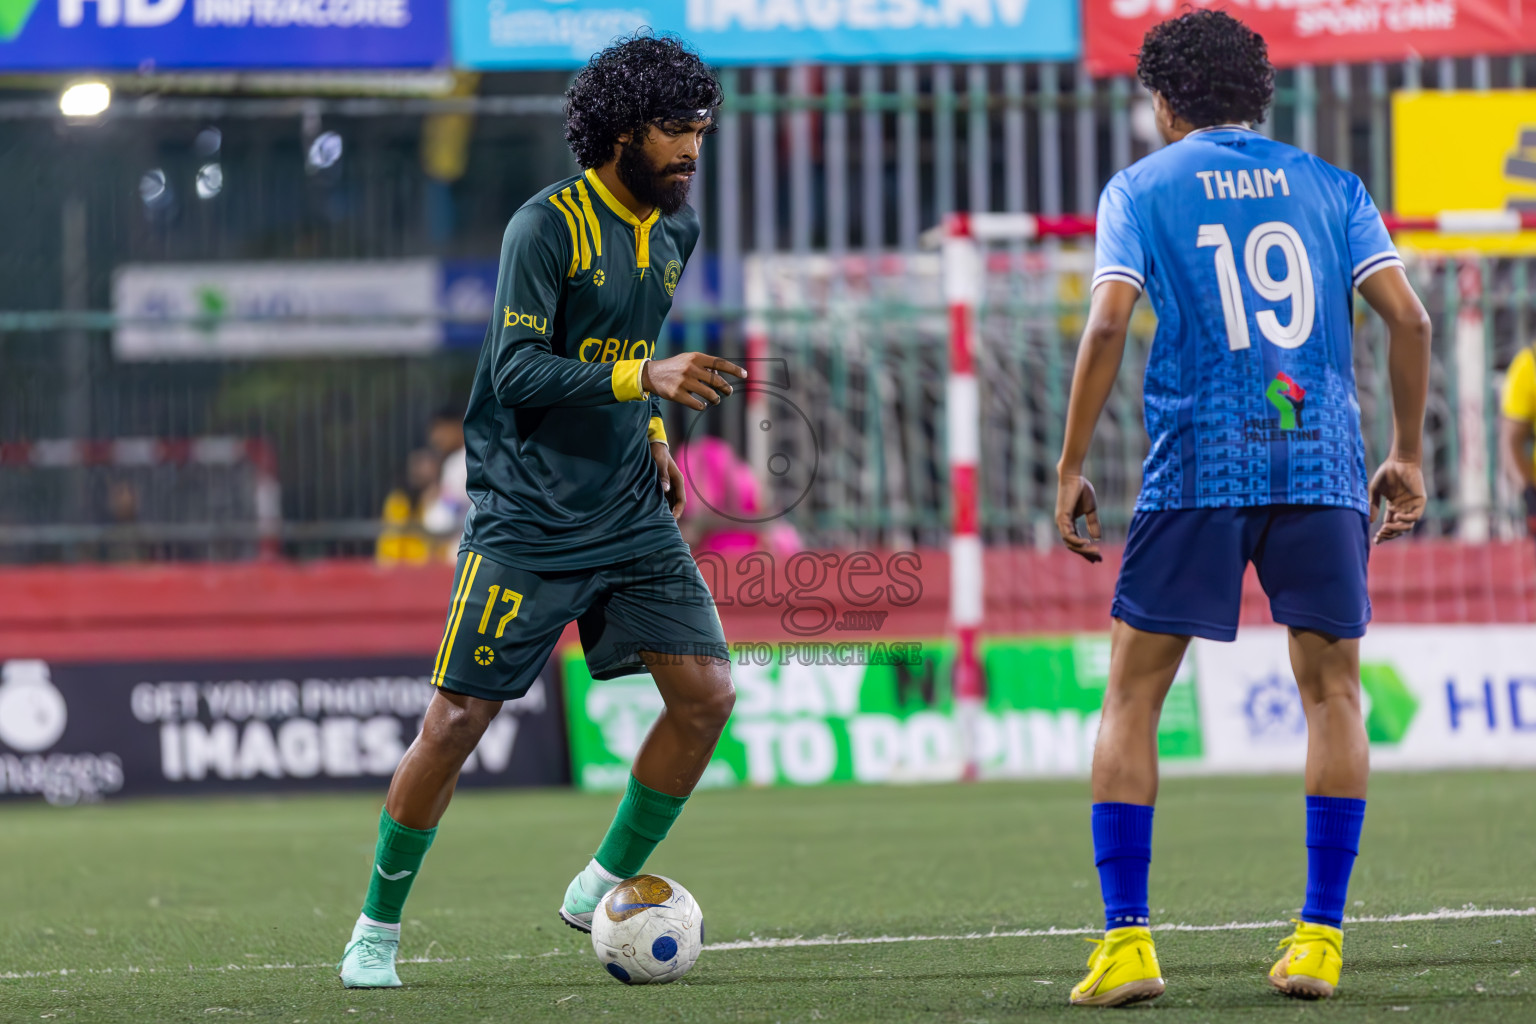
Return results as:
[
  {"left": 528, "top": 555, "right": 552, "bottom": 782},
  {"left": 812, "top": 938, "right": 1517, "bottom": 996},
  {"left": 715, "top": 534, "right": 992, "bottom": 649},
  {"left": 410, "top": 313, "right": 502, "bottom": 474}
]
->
[
  {"left": 564, "top": 32, "right": 722, "bottom": 169},
  {"left": 1137, "top": 10, "right": 1274, "bottom": 128}
]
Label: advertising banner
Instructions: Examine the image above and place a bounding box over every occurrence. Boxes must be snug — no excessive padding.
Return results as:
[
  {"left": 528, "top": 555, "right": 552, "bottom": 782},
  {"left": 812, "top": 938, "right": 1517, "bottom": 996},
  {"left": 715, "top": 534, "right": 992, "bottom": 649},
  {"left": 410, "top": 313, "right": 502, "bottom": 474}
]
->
[
  {"left": 114, "top": 260, "right": 442, "bottom": 359},
  {"left": 0, "top": 655, "right": 567, "bottom": 804},
  {"left": 1394, "top": 91, "right": 1536, "bottom": 256},
  {"left": 1083, "top": 0, "right": 1535, "bottom": 77},
  {"left": 452, "top": 0, "right": 1080, "bottom": 69},
  {"left": 0, "top": 0, "right": 448, "bottom": 70},
  {"left": 1193, "top": 626, "right": 1536, "bottom": 773},
  {"left": 562, "top": 636, "right": 1201, "bottom": 791}
]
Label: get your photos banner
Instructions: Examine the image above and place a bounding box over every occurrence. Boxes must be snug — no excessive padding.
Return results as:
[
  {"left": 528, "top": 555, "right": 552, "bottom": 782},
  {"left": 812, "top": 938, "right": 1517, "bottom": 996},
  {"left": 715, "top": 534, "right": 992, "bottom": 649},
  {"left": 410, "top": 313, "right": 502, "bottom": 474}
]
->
[
  {"left": 1083, "top": 0, "right": 1534, "bottom": 77},
  {"left": 452, "top": 0, "right": 1081, "bottom": 68}
]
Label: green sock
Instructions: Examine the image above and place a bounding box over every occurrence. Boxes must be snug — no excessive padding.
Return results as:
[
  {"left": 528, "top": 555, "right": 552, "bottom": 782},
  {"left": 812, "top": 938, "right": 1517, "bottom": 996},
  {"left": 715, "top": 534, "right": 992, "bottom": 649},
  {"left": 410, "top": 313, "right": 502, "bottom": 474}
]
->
[
  {"left": 593, "top": 775, "right": 689, "bottom": 878},
  {"left": 361, "top": 808, "right": 436, "bottom": 925}
]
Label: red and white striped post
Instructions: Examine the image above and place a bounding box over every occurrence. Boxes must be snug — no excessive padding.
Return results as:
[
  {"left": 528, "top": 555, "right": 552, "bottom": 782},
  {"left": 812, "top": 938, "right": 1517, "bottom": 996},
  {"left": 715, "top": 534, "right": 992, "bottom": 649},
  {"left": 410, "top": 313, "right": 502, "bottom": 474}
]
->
[{"left": 942, "top": 212, "right": 985, "bottom": 780}]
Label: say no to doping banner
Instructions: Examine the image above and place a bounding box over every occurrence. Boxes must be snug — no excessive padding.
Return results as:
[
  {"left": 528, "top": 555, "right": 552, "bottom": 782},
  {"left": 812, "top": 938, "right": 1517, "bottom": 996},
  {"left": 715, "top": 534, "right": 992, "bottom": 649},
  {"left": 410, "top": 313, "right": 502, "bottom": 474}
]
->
[
  {"left": 1083, "top": 0, "right": 1535, "bottom": 76},
  {"left": 563, "top": 636, "right": 1202, "bottom": 790},
  {"left": 452, "top": 0, "right": 1080, "bottom": 67}
]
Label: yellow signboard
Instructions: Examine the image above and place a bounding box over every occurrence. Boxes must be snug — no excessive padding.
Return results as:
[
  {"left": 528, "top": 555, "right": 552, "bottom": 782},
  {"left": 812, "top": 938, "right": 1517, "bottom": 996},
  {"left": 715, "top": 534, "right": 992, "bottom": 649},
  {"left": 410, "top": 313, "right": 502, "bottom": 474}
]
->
[{"left": 1393, "top": 91, "right": 1536, "bottom": 254}]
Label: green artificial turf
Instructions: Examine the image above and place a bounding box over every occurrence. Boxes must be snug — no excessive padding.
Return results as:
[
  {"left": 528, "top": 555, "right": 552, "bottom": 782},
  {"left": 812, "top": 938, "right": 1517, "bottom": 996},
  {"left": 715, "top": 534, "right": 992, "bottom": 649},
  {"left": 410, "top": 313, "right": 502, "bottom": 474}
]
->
[{"left": 3, "top": 771, "right": 1534, "bottom": 1022}]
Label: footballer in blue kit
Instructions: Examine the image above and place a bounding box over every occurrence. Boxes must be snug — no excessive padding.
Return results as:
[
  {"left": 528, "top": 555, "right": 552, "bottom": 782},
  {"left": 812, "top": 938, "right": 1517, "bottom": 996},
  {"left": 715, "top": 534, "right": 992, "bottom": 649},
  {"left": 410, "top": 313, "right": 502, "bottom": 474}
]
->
[{"left": 1055, "top": 11, "right": 1431, "bottom": 1007}]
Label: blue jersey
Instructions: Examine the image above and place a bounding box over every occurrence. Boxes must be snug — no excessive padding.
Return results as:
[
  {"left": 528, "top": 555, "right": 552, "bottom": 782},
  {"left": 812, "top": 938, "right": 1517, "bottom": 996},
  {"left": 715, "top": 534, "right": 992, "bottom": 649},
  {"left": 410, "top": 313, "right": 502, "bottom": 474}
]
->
[{"left": 1093, "top": 126, "right": 1401, "bottom": 514}]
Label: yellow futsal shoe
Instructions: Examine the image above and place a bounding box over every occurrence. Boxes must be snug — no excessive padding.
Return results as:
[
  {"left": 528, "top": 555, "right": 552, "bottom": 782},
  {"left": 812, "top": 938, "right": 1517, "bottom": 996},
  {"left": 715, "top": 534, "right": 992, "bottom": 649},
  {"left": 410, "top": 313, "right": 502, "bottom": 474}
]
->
[
  {"left": 1268, "top": 920, "right": 1343, "bottom": 999},
  {"left": 1069, "top": 926, "right": 1165, "bottom": 1007}
]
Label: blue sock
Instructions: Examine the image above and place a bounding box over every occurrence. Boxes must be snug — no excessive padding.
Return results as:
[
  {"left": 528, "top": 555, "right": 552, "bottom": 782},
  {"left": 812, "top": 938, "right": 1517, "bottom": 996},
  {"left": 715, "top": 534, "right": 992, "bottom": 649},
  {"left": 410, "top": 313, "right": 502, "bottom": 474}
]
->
[
  {"left": 1092, "top": 802, "right": 1154, "bottom": 932},
  {"left": 1302, "top": 796, "right": 1366, "bottom": 929}
]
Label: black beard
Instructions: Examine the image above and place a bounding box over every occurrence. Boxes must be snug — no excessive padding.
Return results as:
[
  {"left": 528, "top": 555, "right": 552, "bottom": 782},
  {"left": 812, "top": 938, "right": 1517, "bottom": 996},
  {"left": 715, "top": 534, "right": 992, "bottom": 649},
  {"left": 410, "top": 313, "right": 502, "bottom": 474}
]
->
[{"left": 616, "top": 141, "right": 692, "bottom": 217}]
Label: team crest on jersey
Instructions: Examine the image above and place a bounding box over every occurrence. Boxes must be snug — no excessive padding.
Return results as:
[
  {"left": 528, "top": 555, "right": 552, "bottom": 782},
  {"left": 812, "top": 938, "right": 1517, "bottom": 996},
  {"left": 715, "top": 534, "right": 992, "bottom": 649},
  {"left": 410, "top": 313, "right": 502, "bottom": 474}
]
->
[{"left": 663, "top": 260, "right": 682, "bottom": 296}]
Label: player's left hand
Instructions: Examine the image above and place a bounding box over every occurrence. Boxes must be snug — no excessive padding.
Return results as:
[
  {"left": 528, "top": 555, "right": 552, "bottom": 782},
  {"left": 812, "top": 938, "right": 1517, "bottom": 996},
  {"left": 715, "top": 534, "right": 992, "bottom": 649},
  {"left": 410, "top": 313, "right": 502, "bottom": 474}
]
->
[
  {"left": 1055, "top": 471, "right": 1102, "bottom": 563},
  {"left": 652, "top": 441, "right": 685, "bottom": 519},
  {"left": 1368, "top": 456, "right": 1425, "bottom": 544}
]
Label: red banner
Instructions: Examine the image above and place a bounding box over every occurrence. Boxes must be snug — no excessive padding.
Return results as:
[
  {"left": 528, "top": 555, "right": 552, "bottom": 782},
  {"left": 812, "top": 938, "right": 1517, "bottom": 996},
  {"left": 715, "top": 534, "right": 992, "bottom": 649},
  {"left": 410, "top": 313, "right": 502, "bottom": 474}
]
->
[{"left": 1084, "top": 0, "right": 1536, "bottom": 77}]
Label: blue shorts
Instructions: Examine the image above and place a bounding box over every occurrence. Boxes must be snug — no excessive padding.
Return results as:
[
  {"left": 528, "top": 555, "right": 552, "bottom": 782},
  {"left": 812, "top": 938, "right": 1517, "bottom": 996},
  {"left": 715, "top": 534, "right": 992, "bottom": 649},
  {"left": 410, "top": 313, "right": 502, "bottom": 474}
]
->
[{"left": 1112, "top": 505, "right": 1372, "bottom": 642}]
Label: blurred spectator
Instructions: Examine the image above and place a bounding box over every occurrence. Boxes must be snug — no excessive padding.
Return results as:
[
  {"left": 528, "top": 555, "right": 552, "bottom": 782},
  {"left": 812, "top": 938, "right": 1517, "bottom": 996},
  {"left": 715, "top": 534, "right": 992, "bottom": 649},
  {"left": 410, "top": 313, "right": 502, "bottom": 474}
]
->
[
  {"left": 1501, "top": 341, "right": 1536, "bottom": 545},
  {"left": 427, "top": 406, "right": 464, "bottom": 461},
  {"left": 376, "top": 448, "right": 442, "bottom": 566},
  {"left": 675, "top": 435, "right": 799, "bottom": 559},
  {"left": 422, "top": 445, "right": 469, "bottom": 559},
  {"left": 421, "top": 405, "right": 469, "bottom": 560},
  {"left": 99, "top": 479, "right": 148, "bottom": 563}
]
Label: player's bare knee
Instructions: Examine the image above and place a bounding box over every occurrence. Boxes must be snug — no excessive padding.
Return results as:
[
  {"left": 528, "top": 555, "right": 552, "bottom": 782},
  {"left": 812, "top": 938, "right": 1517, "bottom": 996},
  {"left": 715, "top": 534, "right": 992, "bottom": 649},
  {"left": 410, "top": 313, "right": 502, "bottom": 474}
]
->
[
  {"left": 1298, "top": 678, "right": 1362, "bottom": 714},
  {"left": 423, "top": 698, "right": 498, "bottom": 756},
  {"left": 678, "top": 661, "right": 735, "bottom": 737}
]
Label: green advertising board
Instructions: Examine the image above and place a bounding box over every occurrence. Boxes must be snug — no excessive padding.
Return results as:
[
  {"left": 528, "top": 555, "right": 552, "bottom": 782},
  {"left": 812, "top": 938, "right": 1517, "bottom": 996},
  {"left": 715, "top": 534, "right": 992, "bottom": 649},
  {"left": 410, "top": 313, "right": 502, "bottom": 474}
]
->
[{"left": 562, "top": 636, "right": 1200, "bottom": 791}]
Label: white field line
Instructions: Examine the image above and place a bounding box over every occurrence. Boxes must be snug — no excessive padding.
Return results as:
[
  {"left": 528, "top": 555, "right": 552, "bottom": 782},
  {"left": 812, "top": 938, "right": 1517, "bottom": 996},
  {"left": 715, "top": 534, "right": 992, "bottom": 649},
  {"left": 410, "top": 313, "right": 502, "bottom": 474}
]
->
[
  {"left": 707, "top": 905, "right": 1536, "bottom": 951},
  {"left": 4, "top": 906, "right": 1533, "bottom": 980}
]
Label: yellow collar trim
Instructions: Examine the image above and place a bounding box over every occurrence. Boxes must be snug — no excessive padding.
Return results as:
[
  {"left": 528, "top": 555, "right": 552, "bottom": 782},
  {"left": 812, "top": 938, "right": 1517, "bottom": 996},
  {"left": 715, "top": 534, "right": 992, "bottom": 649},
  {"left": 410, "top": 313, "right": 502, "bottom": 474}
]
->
[{"left": 584, "top": 168, "right": 661, "bottom": 268}]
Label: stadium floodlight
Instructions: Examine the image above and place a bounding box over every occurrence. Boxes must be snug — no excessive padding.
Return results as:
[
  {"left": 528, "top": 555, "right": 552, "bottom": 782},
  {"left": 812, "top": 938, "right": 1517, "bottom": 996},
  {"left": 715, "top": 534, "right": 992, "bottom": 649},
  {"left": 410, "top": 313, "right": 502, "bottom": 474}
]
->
[{"left": 60, "top": 82, "right": 111, "bottom": 119}]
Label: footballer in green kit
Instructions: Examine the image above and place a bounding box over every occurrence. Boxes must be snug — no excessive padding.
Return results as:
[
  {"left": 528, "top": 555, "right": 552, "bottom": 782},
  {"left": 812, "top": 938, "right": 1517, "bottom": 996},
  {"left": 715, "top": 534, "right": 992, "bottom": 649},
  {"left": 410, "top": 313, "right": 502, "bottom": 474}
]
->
[{"left": 339, "top": 34, "right": 746, "bottom": 988}]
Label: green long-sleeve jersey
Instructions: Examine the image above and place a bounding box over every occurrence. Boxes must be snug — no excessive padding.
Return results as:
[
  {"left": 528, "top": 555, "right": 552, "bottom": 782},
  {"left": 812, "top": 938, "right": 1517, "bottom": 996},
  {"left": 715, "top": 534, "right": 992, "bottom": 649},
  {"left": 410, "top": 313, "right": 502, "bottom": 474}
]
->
[{"left": 460, "top": 169, "right": 697, "bottom": 570}]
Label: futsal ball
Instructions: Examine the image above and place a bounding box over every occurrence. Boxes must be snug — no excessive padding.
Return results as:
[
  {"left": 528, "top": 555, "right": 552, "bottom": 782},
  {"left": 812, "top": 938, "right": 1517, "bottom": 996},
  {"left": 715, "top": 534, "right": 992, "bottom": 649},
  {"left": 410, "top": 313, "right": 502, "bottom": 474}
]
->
[{"left": 590, "top": 874, "right": 703, "bottom": 985}]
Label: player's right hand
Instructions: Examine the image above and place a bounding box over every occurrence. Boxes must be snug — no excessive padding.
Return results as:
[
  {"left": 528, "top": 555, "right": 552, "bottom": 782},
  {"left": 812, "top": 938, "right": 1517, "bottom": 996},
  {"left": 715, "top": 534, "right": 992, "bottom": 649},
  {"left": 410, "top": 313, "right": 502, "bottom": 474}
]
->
[
  {"left": 1055, "top": 471, "right": 1102, "bottom": 563},
  {"left": 642, "top": 354, "right": 747, "bottom": 411},
  {"left": 1368, "top": 456, "right": 1426, "bottom": 544}
]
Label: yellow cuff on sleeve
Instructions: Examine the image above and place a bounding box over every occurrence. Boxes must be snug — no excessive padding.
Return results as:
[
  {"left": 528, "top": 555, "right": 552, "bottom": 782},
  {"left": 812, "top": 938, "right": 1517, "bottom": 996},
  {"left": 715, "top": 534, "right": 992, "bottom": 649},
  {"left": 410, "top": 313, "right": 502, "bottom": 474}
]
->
[
  {"left": 611, "top": 358, "right": 647, "bottom": 402},
  {"left": 648, "top": 416, "right": 668, "bottom": 444}
]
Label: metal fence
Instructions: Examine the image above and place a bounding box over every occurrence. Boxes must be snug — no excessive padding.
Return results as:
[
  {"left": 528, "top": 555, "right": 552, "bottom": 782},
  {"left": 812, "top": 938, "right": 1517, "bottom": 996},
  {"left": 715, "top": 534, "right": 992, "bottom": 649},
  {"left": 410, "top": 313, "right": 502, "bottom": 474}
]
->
[
  {"left": 741, "top": 250, "right": 1535, "bottom": 550},
  {"left": 1, "top": 56, "right": 1533, "bottom": 561}
]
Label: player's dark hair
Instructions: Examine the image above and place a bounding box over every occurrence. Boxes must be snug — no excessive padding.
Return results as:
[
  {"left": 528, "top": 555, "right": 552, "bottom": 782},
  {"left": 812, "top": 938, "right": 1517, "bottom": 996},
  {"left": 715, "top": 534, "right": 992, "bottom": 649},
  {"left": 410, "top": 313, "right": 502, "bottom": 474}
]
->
[
  {"left": 564, "top": 32, "right": 722, "bottom": 169},
  {"left": 1136, "top": 10, "right": 1274, "bottom": 128}
]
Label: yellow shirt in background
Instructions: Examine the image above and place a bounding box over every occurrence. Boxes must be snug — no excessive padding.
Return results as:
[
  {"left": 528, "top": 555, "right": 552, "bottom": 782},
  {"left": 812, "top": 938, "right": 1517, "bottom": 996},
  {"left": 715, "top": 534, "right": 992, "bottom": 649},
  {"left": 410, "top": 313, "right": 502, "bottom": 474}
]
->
[{"left": 1503, "top": 347, "right": 1536, "bottom": 483}]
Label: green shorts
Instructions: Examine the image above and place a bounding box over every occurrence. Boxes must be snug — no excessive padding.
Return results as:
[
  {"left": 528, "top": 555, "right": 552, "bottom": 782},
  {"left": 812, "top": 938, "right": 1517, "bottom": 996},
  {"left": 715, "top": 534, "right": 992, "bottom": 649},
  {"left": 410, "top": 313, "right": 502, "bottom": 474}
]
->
[{"left": 430, "top": 541, "right": 729, "bottom": 702}]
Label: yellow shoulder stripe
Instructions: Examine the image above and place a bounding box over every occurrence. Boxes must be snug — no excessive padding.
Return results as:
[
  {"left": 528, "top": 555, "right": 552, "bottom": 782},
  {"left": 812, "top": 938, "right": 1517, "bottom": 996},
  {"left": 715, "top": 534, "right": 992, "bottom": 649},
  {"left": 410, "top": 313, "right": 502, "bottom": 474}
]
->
[
  {"left": 574, "top": 180, "right": 603, "bottom": 259},
  {"left": 555, "top": 189, "right": 591, "bottom": 272},
  {"left": 546, "top": 195, "right": 580, "bottom": 278}
]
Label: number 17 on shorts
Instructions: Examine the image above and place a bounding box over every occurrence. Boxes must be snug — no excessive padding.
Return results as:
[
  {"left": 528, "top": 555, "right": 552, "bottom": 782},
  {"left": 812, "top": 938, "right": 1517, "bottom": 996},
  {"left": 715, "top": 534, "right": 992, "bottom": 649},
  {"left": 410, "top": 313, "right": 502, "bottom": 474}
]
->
[{"left": 431, "top": 551, "right": 556, "bottom": 703}]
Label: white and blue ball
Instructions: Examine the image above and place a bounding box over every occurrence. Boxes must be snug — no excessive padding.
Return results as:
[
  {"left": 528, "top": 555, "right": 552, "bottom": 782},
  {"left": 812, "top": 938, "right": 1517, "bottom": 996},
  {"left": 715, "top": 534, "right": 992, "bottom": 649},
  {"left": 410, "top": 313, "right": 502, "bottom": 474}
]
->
[{"left": 590, "top": 874, "right": 703, "bottom": 985}]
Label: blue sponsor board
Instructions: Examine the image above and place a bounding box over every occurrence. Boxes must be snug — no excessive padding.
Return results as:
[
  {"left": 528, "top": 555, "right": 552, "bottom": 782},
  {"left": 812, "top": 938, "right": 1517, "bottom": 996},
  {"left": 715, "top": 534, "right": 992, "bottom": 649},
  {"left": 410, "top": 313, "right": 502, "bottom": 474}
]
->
[
  {"left": 441, "top": 259, "right": 498, "bottom": 347},
  {"left": 0, "top": 0, "right": 448, "bottom": 70},
  {"left": 452, "top": 0, "right": 1079, "bottom": 68}
]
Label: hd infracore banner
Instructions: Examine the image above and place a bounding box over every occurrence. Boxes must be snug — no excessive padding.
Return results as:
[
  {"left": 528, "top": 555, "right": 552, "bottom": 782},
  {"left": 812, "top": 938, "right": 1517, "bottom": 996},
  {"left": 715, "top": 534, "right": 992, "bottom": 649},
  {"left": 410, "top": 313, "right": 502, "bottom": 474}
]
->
[
  {"left": 0, "top": 0, "right": 449, "bottom": 70},
  {"left": 562, "top": 636, "right": 1202, "bottom": 791},
  {"left": 452, "top": 0, "right": 1081, "bottom": 68},
  {"left": 1191, "top": 626, "right": 1536, "bottom": 773},
  {"left": 0, "top": 656, "right": 567, "bottom": 804}
]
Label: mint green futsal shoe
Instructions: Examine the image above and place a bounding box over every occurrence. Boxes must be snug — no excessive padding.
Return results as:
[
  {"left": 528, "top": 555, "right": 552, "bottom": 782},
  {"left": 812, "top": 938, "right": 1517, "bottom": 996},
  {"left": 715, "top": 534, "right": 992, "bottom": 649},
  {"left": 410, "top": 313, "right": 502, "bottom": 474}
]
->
[
  {"left": 559, "top": 872, "right": 601, "bottom": 933},
  {"left": 338, "top": 920, "right": 402, "bottom": 988}
]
